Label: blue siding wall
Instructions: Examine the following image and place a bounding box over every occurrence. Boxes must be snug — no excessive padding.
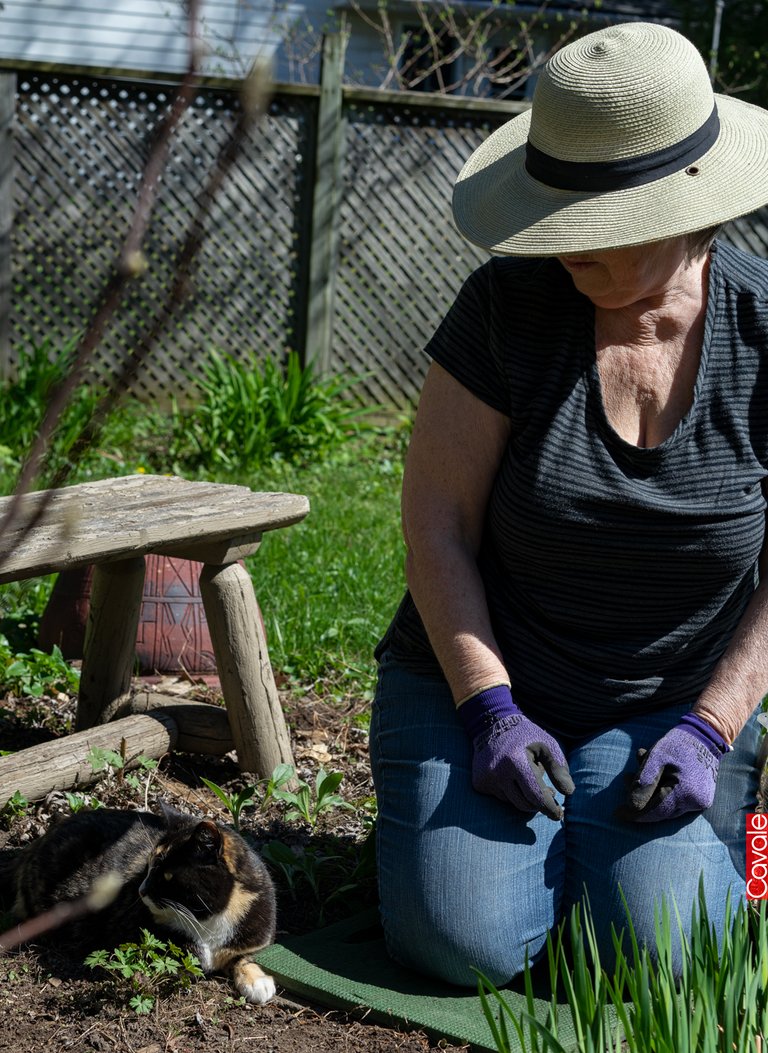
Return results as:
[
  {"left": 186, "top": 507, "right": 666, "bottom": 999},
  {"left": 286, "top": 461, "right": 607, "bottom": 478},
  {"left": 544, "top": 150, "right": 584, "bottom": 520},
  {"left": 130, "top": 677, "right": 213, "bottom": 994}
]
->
[{"left": 0, "top": 0, "right": 295, "bottom": 78}]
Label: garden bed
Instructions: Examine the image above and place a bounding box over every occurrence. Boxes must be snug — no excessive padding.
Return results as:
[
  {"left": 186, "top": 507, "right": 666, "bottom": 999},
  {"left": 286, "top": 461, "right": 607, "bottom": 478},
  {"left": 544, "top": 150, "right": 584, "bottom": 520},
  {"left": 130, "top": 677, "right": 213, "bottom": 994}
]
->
[{"left": 0, "top": 680, "right": 467, "bottom": 1053}]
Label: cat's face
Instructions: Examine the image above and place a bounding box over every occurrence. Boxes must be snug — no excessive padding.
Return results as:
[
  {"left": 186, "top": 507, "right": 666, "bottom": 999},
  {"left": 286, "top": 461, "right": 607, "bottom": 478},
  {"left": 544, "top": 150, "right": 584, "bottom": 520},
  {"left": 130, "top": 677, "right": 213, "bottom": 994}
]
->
[{"left": 139, "top": 819, "right": 235, "bottom": 933}]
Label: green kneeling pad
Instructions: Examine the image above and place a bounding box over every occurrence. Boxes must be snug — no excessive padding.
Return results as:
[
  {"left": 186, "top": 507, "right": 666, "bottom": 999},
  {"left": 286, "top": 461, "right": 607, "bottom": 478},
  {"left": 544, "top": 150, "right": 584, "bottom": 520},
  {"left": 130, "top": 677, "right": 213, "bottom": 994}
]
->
[{"left": 257, "top": 909, "right": 597, "bottom": 1052}]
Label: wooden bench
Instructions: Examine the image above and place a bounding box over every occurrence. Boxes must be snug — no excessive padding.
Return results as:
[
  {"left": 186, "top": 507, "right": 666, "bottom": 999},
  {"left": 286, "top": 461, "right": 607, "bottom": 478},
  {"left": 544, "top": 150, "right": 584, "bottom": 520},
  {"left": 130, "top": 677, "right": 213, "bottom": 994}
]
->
[{"left": 0, "top": 475, "right": 309, "bottom": 799}]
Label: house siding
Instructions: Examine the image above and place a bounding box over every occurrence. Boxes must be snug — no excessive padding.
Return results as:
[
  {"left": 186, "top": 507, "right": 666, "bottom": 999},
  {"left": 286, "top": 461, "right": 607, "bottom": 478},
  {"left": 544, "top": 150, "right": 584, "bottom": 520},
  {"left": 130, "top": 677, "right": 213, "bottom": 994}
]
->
[
  {"left": 0, "top": 0, "right": 680, "bottom": 87},
  {"left": 0, "top": 0, "right": 294, "bottom": 79}
]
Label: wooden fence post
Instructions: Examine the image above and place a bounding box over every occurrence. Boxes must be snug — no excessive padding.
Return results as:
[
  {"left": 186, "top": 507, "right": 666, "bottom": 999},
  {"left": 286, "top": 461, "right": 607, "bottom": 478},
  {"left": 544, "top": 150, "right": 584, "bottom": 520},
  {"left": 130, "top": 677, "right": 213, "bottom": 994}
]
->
[
  {"left": 302, "top": 32, "right": 348, "bottom": 375},
  {"left": 0, "top": 74, "right": 15, "bottom": 381}
]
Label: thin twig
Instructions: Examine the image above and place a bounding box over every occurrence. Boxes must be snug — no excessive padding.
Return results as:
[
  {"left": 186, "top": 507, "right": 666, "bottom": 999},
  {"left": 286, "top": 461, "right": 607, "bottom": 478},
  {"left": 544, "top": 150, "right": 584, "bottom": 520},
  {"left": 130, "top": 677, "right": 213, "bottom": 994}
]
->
[{"left": 0, "top": 872, "right": 123, "bottom": 954}]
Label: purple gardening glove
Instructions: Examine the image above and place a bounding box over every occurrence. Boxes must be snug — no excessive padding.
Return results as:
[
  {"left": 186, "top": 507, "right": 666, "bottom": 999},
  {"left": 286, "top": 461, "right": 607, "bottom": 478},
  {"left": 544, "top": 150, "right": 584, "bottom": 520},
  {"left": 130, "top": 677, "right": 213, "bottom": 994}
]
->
[
  {"left": 618, "top": 712, "right": 732, "bottom": 823},
  {"left": 457, "top": 685, "right": 575, "bottom": 821}
]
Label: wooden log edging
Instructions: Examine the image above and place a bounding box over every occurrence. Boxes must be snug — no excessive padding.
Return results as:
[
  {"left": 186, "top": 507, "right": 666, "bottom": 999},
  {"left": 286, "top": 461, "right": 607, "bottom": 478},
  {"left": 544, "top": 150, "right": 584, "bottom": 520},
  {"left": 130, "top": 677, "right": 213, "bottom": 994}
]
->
[
  {"left": 128, "top": 692, "right": 235, "bottom": 755},
  {"left": 0, "top": 699, "right": 236, "bottom": 810}
]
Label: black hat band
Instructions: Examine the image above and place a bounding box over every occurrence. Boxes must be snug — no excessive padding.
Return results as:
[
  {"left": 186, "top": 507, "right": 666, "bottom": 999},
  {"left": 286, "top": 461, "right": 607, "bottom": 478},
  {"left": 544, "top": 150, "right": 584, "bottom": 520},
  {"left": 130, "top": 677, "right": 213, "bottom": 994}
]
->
[{"left": 525, "top": 105, "right": 720, "bottom": 192}]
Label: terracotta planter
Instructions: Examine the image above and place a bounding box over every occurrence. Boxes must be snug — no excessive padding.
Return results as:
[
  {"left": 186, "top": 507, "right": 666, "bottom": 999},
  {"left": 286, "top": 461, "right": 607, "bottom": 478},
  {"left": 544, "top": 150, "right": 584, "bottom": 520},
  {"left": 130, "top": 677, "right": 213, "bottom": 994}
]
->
[
  {"left": 38, "top": 563, "right": 94, "bottom": 660},
  {"left": 39, "top": 555, "right": 218, "bottom": 675}
]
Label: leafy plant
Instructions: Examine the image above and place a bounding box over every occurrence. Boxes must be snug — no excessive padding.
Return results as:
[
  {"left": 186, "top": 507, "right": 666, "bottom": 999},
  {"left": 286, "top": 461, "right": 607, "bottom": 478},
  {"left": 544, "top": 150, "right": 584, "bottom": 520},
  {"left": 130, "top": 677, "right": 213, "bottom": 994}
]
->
[
  {"left": 2, "top": 790, "right": 30, "bottom": 821},
  {"left": 64, "top": 791, "right": 103, "bottom": 813},
  {"left": 85, "top": 929, "right": 204, "bottom": 1015},
  {"left": 0, "top": 636, "right": 80, "bottom": 698},
  {"left": 260, "top": 762, "right": 297, "bottom": 809},
  {"left": 261, "top": 828, "right": 377, "bottom": 923},
  {"left": 271, "top": 767, "right": 353, "bottom": 827},
  {"left": 86, "top": 747, "right": 159, "bottom": 806},
  {"left": 86, "top": 746, "right": 126, "bottom": 775},
  {"left": 124, "top": 756, "right": 159, "bottom": 795}
]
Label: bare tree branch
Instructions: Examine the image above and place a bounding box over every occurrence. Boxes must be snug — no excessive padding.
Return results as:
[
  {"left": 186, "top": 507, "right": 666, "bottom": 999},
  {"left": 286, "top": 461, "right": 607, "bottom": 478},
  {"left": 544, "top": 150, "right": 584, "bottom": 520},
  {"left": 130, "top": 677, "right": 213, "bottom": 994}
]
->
[
  {"left": 346, "top": 0, "right": 585, "bottom": 98},
  {"left": 0, "top": 0, "right": 272, "bottom": 570}
]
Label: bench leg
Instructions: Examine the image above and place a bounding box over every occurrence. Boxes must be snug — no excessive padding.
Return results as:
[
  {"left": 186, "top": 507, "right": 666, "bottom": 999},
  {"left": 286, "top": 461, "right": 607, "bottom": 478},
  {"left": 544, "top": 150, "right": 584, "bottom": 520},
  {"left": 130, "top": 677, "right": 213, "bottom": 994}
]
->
[
  {"left": 199, "top": 561, "right": 294, "bottom": 777},
  {"left": 76, "top": 556, "right": 146, "bottom": 730}
]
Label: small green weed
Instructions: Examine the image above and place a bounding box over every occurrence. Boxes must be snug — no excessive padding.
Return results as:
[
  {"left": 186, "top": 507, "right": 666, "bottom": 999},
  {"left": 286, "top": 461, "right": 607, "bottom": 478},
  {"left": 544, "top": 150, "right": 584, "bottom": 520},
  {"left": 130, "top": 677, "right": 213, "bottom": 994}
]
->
[
  {"left": 2, "top": 963, "right": 30, "bottom": 984},
  {"left": 64, "top": 791, "right": 103, "bottom": 813},
  {"left": 261, "top": 763, "right": 297, "bottom": 810},
  {"left": 200, "top": 777, "right": 259, "bottom": 831},
  {"left": 86, "top": 746, "right": 125, "bottom": 775},
  {"left": 85, "top": 929, "right": 204, "bottom": 1015},
  {"left": 200, "top": 764, "right": 294, "bottom": 831},
  {"left": 271, "top": 767, "right": 353, "bottom": 828},
  {"left": 86, "top": 748, "right": 159, "bottom": 805},
  {"left": 124, "top": 756, "right": 159, "bottom": 794},
  {"left": 2, "top": 789, "right": 29, "bottom": 821}
]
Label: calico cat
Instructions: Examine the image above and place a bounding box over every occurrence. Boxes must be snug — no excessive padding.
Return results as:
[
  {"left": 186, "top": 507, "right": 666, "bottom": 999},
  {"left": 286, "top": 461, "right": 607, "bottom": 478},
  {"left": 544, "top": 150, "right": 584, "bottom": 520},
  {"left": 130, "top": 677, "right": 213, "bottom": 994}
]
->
[{"left": 4, "top": 803, "right": 277, "bottom": 1003}]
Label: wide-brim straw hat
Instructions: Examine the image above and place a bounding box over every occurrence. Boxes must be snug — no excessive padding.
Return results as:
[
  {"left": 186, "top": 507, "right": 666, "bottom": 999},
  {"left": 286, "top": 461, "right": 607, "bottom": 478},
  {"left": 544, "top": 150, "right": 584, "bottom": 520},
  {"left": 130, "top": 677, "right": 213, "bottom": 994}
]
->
[{"left": 452, "top": 22, "right": 768, "bottom": 256}]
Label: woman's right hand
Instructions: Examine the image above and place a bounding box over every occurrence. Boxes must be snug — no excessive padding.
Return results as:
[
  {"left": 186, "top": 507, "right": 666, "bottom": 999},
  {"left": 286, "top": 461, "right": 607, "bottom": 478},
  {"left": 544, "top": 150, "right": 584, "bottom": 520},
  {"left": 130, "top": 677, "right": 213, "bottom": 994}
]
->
[{"left": 457, "top": 686, "right": 575, "bottom": 821}]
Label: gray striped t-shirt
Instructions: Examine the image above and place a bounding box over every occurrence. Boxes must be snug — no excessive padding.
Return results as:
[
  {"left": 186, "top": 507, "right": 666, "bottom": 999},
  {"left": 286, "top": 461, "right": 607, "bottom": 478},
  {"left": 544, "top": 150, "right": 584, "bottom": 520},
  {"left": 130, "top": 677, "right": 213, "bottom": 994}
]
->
[{"left": 380, "top": 241, "right": 768, "bottom": 736}]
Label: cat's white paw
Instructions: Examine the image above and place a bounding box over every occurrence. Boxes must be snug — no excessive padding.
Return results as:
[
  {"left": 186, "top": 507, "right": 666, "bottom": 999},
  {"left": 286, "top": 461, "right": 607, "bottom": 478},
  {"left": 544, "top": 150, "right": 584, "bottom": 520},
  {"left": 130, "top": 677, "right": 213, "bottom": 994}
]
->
[{"left": 235, "top": 964, "right": 276, "bottom": 1004}]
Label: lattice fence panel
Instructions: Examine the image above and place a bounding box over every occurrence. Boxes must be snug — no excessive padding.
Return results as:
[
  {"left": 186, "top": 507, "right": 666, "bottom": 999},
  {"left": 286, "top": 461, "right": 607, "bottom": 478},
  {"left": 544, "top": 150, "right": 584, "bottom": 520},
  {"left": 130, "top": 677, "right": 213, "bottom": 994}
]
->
[
  {"left": 13, "top": 72, "right": 314, "bottom": 401},
  {"left": 334, "top": 100, "right": 501, "bottom": 409},
  {"left": 11, "top": 69, "right": 768, "bottom": 413},
  {"left": 725, "top": 213, "right": 768, "bottom": 258}
]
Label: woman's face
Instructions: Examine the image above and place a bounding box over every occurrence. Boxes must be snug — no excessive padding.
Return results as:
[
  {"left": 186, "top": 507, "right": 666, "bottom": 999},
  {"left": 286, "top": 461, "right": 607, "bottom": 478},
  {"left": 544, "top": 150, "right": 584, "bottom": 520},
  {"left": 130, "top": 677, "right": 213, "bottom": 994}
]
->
[{"left": 556, "top": 236, "right": 698, "bottom": 309}]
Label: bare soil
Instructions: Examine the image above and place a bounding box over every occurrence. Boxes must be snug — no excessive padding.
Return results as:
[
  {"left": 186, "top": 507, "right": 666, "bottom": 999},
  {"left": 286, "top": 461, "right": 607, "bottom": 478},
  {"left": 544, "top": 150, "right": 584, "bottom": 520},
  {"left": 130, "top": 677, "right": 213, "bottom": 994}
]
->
[{"left": 0, "top": 681, "right": 468, "bottom": 1053}]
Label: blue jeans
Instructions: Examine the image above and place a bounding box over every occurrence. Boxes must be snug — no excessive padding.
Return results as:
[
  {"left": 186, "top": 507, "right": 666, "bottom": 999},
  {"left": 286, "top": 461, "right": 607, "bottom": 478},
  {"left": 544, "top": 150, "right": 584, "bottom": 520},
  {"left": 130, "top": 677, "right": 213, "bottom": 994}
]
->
[{"left": 370, "top": 653, "right": 760, "bottom": 987}]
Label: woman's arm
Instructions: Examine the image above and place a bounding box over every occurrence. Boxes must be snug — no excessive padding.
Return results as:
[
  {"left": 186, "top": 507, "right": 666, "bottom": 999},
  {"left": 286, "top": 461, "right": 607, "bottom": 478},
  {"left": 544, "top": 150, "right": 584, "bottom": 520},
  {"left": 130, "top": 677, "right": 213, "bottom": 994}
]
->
[
  {"left": 692, "top": 522, "right": 768, "bottom": 743},
  {"left": 402, "top": 361, "right": 512, "bottom": 703}
]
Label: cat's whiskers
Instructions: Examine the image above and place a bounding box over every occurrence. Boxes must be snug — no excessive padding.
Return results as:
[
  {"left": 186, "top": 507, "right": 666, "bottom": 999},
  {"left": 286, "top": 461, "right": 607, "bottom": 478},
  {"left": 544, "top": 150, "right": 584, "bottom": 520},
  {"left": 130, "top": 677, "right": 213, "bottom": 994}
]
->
[
  {"left": 148, "top": 898, "right": 235, "bottom": 973},
  {"left": 166, "top": 900, "right": 205, "bottom": 934}
]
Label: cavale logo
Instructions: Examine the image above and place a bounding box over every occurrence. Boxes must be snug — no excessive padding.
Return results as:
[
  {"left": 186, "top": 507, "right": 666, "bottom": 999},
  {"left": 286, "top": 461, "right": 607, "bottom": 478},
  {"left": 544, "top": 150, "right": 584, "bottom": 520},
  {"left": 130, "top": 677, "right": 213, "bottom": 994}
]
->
[{"left": 746, "top": 813, "right": 768, "bottom": 899}]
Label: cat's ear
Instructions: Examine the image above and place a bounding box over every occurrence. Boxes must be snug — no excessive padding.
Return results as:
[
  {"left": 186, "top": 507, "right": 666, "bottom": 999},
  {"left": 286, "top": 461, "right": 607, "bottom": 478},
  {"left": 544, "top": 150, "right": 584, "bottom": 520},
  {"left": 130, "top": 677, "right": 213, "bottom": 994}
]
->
[
  {"left": 193, "top": 820, "right": 223, "bottom": 857},
  {"left": 155, "top": 799, "right": 186, "bottom": 823}
]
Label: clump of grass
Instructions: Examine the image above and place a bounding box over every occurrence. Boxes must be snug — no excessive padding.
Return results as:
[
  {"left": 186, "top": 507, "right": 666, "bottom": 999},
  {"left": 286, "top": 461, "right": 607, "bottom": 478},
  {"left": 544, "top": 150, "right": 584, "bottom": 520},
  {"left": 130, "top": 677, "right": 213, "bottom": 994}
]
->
[
  {"left": 1, "top": 337, "right": 101, "bottom": 484},
  {"left": 477, "top": 885, "right": 768, "bottom": 1053},
  {"left": 168, "top": 349, "right": 372, "bottom": 475},
  {"left": 248, "top": 432, "right": 405, "bottom": 697},
  {"left": 0, "top": 336, "right": 175, "bottom": 491}
]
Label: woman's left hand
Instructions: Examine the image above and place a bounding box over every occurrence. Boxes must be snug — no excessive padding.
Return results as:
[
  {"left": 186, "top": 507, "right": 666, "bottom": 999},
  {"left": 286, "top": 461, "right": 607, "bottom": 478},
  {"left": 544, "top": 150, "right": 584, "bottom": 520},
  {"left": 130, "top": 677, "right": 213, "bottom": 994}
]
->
[{"left": 618, "top": 712, "right": 731, "bottom": 822}]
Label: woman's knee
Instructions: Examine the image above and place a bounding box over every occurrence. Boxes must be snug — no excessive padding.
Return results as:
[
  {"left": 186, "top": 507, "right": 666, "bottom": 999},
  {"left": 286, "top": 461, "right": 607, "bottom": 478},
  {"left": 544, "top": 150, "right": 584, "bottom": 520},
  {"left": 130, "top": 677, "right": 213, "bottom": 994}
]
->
[{"left": 380, "top": 893, "right": 551, "bottom": 987}]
